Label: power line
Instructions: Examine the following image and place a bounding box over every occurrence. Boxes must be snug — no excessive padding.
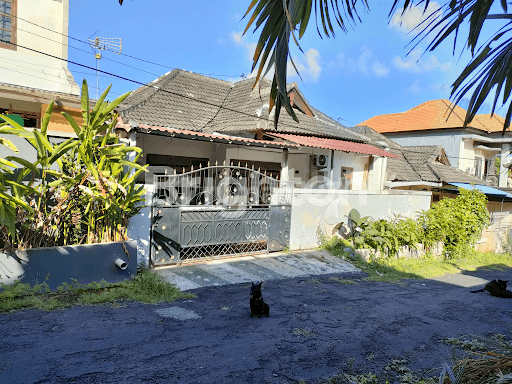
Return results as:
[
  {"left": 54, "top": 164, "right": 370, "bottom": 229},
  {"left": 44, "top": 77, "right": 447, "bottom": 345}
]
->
[
  {"left": 2, "top": 41, "right": 339, "bottom": 137},
  {"left": 13, "top": 15, "right": 239, "bottom": 79},
  {"left": 15, "top": 26, "right": 163, "bottom": 78},
  {"left": 2, "top": 41, "right": 504, "bottom": 163}
]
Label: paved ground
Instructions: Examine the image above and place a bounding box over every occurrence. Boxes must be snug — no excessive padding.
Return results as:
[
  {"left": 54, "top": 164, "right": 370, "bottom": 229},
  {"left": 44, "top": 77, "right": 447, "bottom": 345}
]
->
[
  {"left": 155, "top": 250, "right": 361, "bottom": 290},
  {"left": 0, "top": 254, "right": 511, "bottom": 384}
]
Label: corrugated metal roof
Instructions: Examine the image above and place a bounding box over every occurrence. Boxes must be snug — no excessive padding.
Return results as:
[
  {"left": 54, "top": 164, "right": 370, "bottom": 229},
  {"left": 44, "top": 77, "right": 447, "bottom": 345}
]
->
[
  {"left": 448, "top": 183, "right": 512, "bottom": 198},
  {"left": 266, "top": 132, "right": 400, "bottom": 158},
  {"left": 116, "top": 123, "right": 300, "bottom": 148}
]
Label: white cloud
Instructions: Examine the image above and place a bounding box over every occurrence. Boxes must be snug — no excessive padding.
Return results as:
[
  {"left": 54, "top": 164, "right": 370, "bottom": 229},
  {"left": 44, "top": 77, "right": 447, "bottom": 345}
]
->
[
  {"left": 327, "top": 49, "right": 390, "bottom": 78},
  {"left": 230, "top": 31, "right": 257, "bottom": 63},
  {"left": 390, "top": 2, "right": 442, "bottom": 33},
  {"left": 393, "top": 47, "right": 451, "bottom": 73},
  {"left": 371, "top": 61, "right": 390, "bottom": 78},
  {"left": 288, "top": 48, "right": 322, "bottom": 83},
  {"left": 326, "top": 52, "right": 358, "bottom": 74},
  {"left": 405, "top": 80, "right": 421, "bottom": 95}
]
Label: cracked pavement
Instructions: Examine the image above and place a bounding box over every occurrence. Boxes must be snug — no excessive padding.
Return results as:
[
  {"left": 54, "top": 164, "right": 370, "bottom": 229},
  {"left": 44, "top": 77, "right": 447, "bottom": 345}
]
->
[{"left": 0, "top": 266, "right": 511, "bottom": 383}]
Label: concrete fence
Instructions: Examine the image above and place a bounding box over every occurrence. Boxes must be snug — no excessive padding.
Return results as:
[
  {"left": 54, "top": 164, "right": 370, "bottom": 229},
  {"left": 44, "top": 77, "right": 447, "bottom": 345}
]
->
[
  {"left": 128, "top": 186, "right": 433, "bottom": 265},
  {"left": 289, "top": 189, "right": 432, "bottom": 251}
]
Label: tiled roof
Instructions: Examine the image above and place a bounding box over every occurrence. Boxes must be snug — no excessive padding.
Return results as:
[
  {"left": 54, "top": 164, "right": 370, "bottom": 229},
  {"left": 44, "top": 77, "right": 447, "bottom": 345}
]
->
[
  {"left": 115, "top": 123, "right": 299, "bottom": 149},
  {"left": 266, "top": 132, "right": 399, "bottom": 158},
  {"left": 351, "top": 125, "right": 486, "bottom": 184},
  {"left": 359, "top": 99, "right": 509, "bottom": 133},
  {"left": 118, "top": 69, "right": 366, "bottom": 142}
]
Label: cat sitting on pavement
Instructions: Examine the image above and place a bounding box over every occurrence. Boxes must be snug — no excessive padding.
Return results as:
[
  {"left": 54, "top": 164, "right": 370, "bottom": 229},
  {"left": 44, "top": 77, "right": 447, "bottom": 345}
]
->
[
  {"left": 250, "top": 281, "right": 270, "bottom": 318},
  {"left": 471, "top": 279, "right": 512, "bottom": 298}
]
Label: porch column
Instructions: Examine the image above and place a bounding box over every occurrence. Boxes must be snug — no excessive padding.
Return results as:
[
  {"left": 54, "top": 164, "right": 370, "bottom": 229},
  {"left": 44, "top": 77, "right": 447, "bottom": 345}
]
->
[
  {"left": 499, "top": 143, "right": 510, "bottom": 188},
  {"left": 281, "top": 148, "right": 289, "bottom": 181}
]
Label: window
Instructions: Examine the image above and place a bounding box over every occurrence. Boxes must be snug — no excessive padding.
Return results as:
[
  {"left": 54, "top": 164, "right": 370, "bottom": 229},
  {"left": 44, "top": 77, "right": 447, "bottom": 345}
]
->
[
  {"left": 0, "top": 107, "right": 40, "bottom": 128},
  {"left": 0, "top": 0, "right": 15, "bottom": 50},
  {"left": 475, "top": 156, "right": 484, "bottom": 178},
  {"left": 340, "top": 167, "right": 353, "bottom": 190}
]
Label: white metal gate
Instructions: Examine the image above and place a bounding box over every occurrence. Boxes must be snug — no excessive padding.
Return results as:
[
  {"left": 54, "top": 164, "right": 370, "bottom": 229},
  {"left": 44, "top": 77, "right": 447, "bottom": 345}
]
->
[{"left": 150, "top": 165, "right": 293, "bottom": 265}]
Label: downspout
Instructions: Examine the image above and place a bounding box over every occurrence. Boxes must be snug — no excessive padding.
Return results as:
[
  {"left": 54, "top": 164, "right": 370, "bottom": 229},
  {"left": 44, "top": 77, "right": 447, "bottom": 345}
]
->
[{"left": 329, "top": 149, "right": 335, "bottom": 189}]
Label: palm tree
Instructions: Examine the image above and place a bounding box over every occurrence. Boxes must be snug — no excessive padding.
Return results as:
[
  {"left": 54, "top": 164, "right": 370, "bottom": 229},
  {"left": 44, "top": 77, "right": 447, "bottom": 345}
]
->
[{"left": 241, "top": 0, "right": 512, "bottom": 131}]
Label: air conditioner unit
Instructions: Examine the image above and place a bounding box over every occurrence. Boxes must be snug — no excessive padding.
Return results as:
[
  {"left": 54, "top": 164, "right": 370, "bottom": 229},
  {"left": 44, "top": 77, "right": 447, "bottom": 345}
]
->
[{"left": 314, "top": 154, "right": 329, "bottom": 167}]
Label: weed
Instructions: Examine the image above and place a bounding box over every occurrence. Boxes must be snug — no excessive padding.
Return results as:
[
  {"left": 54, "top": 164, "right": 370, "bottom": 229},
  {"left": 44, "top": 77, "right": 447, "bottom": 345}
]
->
[
  {"left": 329, "top": 276, "right": 358, "bottom": 284},
  {"left": 0, "top": 270, "right": 195, "bottom": 312}
]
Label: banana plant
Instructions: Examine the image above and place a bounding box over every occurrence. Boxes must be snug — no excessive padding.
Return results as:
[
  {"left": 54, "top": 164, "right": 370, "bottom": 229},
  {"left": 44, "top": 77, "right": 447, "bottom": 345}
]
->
[
  {"left": 58, "top": 80, "right": 148, "bottom": 243},
  {"left": 0, "top": 104, "right": 79, "bottom": 245}
]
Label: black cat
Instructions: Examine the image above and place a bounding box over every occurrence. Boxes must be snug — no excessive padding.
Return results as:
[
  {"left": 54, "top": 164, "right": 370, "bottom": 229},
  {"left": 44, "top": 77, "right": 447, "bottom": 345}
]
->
[
  {"left": 250, "top": 282, "right": 270, "bottom": 318},
  {"left": 471, "top": 279, "right": 512, "bottom": 298}
]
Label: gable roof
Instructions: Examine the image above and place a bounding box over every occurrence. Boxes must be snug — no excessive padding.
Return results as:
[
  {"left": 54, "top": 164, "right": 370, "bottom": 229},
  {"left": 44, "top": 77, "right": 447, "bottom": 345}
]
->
[
  {"left": 358, "top": 99, "right": 509, "bottom": 134},
  {"left": 351, "top": 125, "right": 486, "bottom": 184},
  {"left": 118, "top": 69, "right": 366, "bottom": 142}
]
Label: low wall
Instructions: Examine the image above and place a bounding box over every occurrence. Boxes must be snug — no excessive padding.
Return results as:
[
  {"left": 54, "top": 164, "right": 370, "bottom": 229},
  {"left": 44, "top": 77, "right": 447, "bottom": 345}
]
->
[
  {"left": 0, "top": 241, "right": 137, "bottom": 290},
  {"left": 289, "top": 189, "right": 432, "bottom": 251},
  {"left": 355, "top": 242, "right": 444, "bottom": 261},
  {"left": 476, "top": 212, "right": 512, "bottom": 253}
]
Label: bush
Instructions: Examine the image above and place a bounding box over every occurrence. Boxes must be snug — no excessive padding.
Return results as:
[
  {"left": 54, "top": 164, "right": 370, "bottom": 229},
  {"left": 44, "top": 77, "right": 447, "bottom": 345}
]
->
[{"left": 340, "top": 188, "right": 489, "bottom": 259}]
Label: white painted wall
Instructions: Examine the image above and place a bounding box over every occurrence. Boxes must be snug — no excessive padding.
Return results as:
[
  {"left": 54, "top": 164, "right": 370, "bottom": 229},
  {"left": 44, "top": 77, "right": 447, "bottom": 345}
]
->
[
  {"left": 331, "top": 151, "right": 368, "bottom": 190},
  {"left": 289, "top": 189, "right": 432, "bottom": 250},
  {"left": 0, "top": 0, "right": 79, "bottom": 95}
]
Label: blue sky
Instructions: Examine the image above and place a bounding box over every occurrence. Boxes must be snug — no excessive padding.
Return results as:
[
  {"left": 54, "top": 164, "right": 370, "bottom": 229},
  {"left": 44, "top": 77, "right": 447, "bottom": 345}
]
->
[{"left": 67, "top": 0, "right": 501, "bottom": 127}]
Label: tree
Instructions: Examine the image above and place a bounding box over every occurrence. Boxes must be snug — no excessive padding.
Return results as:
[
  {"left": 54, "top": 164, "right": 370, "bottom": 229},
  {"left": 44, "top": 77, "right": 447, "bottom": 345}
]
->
[
  {"left": 241, "top": 0, "right": 512, "bottom": 130},
  {"left": 116, "top": 0, "right": 512, "bottom": 131}
]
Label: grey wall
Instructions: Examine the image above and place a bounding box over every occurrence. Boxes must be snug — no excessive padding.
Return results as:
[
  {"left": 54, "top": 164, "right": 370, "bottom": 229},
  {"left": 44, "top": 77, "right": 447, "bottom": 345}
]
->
[
  {"left": 0, "top": 241, "right": 137, "bottom": 290},
  {"left": 289, "top": 189, "right": 432, "bottom": 250},
  {"left": 385, "top": 131, "right": 462, "bottom": 168}
]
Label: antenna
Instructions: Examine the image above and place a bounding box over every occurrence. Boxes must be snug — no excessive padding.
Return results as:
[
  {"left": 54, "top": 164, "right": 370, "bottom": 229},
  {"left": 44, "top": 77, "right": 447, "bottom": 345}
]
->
[{"left": 87, "top": 37, "right": 122, "bottom": 99}]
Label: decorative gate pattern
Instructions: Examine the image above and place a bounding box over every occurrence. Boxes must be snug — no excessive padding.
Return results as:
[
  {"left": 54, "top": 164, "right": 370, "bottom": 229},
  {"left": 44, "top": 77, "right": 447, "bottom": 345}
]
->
[{"left": 151, "top": 165, "right": 293, "bottom": 265}]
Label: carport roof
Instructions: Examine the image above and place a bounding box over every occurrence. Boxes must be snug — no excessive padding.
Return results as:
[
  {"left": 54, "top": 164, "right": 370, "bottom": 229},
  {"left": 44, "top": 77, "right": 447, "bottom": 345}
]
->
[
  {"left": 265, "top": 132, "right": 400, "bottom": 158},
  {"left": 447, "top": 182, "right": 512, "bottom": 199}
]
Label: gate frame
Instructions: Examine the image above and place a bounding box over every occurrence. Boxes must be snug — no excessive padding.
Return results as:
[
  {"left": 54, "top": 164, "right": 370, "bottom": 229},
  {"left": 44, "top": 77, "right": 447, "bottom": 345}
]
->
[{"left": 150, "top": 164, "right": 293, "bottom": 265}]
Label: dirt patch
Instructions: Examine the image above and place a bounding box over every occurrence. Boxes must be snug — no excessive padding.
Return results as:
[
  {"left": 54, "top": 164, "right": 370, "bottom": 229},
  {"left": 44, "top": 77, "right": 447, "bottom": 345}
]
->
[{"left": 0, "top": 268, "right": 511, "bottom": 383}]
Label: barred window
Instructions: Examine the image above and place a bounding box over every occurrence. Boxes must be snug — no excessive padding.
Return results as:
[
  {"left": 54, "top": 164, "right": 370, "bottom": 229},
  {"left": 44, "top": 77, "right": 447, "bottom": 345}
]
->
[{"left": 0, "top": 0, "right": 15, "bottom": 50}]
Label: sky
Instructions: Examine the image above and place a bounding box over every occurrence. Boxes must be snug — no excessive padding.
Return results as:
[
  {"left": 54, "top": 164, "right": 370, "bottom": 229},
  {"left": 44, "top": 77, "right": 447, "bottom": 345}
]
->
[{"left": 67, "top": 0, "right": 504, "bottom": 127}]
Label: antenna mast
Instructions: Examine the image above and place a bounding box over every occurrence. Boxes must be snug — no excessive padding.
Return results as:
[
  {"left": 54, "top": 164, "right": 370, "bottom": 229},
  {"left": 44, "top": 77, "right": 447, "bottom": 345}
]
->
[{"left": 87, "top": 37, "right": 122, "bottom": 99}]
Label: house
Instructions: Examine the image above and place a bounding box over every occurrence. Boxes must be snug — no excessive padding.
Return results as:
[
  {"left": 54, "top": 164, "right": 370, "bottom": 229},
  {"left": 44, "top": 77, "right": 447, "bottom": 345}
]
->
[
  {"left": 117, "top": 69, "right": 434, "bottom": 265},
  {"left": 351, "top": 125, "right": 512, "bottom": 213},
  {"left": 116, "top": 69, "right": 398, "bottom": 192},
  {"left": 358, "top": 99, "right": 512, "bottom": 187},
  {"left": 0, "top": 0, "right": 83, "bottom": 159}
]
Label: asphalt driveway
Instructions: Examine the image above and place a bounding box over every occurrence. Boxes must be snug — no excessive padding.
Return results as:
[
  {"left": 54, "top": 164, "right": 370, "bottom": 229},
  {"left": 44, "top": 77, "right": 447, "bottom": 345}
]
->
[{"left": 0, "top": 264, "right": 511, "bottom": 383}]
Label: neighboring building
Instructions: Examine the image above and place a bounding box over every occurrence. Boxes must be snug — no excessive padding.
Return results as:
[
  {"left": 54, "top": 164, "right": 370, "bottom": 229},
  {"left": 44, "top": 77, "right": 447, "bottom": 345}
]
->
[
  {"left": 358, "top": 99, "right": 512, "bottom": 187},
  {"left": 0, "top": 0, "right": 82, "bottom": 137},
  {"left": 352, "top": 125, "right": 512, "bottom": 213},
  {"left": 117, "top": 69, "right": 398, "bottom": 192}
]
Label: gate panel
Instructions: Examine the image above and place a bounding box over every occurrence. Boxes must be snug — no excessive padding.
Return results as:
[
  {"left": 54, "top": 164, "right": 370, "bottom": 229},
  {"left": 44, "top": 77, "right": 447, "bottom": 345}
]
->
[
  {"left": 268, "top": 205, "right": 291, "bottom": 251},
  {"left": 151, "top": 165, "right": 292, "bottom": 265}
]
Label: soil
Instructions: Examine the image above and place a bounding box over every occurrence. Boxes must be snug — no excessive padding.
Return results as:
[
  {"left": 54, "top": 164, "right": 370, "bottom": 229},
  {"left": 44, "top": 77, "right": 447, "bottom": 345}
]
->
[{"left": 1, "top": 267, "right": 511, "bottom": 384}]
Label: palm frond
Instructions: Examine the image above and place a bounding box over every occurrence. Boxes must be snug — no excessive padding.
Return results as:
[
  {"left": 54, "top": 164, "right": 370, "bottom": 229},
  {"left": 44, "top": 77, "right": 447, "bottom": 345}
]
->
[{"left": 243, "top": 0, "right": 368, "bottom": 128}]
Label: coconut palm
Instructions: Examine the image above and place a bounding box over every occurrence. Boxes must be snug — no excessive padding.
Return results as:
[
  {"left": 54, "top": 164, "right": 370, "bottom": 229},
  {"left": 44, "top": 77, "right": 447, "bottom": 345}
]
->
[
  {"left": 242, "top": 0, "right": 512, "bottom": 131},
  {"left": 115, "top": 0, "right": 512, "bottom": 131}
]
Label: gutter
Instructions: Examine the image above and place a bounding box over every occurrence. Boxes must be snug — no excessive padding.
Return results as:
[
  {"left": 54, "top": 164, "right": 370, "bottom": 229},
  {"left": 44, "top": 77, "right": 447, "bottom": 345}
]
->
[
  {"left": 385, "top": 181, "right": 443, "bottom": 188},
  {"left": 461, "top": 134, "right": 512, "bottom": 144}
]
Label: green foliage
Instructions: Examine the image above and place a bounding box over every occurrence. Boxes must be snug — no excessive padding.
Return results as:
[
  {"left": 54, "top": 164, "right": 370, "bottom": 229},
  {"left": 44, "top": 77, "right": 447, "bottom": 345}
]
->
[
  {"left": 0, "top": 80, "right": 148, "bottom": 250},
  {"left": 339, "top": 189, "right": 489, "bottom": 259},
  {"left": 418, "top": 188, "right": 490, "bottom": 258},
  {"left": 0, "top": 270, "right": 195, "bottom": 312},
  {"left": 349, "top": 213, "right": 421, "bottom": 258}
]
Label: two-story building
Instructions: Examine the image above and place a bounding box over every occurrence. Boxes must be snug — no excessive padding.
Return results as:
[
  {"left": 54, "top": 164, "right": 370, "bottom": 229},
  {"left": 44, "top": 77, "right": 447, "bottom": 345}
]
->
[
  {"left": 359, "top": 99, "right": 512, "bottom": 188},
  {"left": 0, "top": 0, "right": 81, "bottom": 154}
]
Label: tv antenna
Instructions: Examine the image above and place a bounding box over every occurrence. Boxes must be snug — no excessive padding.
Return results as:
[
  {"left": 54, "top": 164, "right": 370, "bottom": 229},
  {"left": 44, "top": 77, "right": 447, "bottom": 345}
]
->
[{"left": 87, "top": 37, "right": 122, "bottom": 99}]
